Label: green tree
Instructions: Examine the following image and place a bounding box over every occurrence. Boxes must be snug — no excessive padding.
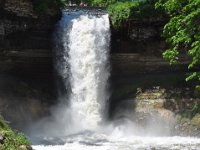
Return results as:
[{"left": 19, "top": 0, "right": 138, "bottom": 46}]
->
[
  {"left": 156, "top": 0, "right": 200, "bottom": 82},
  {"left": 34, "top": 0, "right": 68, "bottom": 13},
  {"left": 106, "top": 0, "right": 159, "bottom": 26}
]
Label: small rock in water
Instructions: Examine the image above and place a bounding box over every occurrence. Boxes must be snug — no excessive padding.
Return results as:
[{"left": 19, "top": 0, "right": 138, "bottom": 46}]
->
[{"left": 20, "top": 145, "right": 32, "bottom": 150}]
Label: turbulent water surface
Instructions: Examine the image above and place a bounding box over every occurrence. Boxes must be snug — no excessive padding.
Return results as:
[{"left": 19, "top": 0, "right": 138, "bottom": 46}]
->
[{"left": 33, "top": 133, "right": 200, "bottom": 150}]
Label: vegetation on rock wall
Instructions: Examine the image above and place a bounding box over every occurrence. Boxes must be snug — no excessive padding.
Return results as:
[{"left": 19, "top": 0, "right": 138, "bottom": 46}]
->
[
  {"left": 155, "top": 0, "right": 200, "bottom": 84},
  {"left": 0, "top": 115, "right": 31, "bottom": 150}
]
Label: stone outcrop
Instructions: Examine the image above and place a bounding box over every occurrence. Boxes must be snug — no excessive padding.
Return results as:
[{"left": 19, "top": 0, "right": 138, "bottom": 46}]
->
[{"left": 111, "top": 84, "right": 200, "bottom": 137}]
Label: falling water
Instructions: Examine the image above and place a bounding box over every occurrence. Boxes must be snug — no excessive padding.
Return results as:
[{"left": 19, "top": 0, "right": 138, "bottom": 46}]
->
[{"left": 55, "top": 11, "right": 110, "bottom": 131}]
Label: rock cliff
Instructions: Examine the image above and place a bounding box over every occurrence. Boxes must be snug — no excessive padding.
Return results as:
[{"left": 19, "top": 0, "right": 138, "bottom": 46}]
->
[
  {"left": 0, "top": 0, "right": 60, "bottom": 75},
  {"left": 0, "top": 0, "right": 59, "bottom": 130}
]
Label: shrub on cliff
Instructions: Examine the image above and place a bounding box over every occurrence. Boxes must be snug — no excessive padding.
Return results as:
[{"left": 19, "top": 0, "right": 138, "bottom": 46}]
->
[
  {"left": 156, "top": 0, "right": 200, "bottom": 84},
  {"left": 0, "top": 115, "right": 31, "bottom": 150},
  {"left": 107, "top": 1, "right": 139, "bottom": 26},
  {"left": 107, "top": 0, "right": 161, "bottom": 26}
]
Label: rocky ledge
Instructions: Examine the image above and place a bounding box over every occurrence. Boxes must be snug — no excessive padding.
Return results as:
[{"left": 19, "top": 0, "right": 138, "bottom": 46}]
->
[{"left": 112, "top": 85, "right": 200, "bottom": 137}]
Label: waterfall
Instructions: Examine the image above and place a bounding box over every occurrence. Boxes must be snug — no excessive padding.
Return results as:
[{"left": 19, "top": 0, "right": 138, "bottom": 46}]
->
[
  {"left": 55, "top": 11, "right": 110, "bottom": 131},
  {"left": 33, "top": 10, "right": 200, "bottom": 150}
]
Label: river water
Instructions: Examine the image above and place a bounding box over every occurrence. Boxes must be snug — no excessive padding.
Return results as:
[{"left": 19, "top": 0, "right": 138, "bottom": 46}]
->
[{"left": 33, "top": 132, "right": 200, "bottom": 150}]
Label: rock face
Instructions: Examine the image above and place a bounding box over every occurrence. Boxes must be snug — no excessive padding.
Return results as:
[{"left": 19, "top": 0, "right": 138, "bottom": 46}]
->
[
  {"left": 111, "top": 53, "right": 190, "bottom": 76},
  {"left": 0, "top": 0, "right": 60, "bottom": 75},
  {"left": 0, "top": 0, "right": 59, "bottom": 130},
  {"left": 111, "top": 82, "right": 200, "bottom": 137},
  {"left": 111, "top": 17, "right": 166, "bottom": 54}
]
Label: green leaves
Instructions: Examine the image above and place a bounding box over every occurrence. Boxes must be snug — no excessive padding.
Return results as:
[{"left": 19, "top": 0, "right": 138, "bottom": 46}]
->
[
  {"left": 108, "top": 1, "right": 139, "bottom": 26},
  {"left": 163, "top": 47, "right": 179, "bottom": 64},
  {"left": 1, "top": 130, "right": 30, "bottom": 150},
  {"left": 107, "top": 0, "right": 160, "bottom": 26},
  {"left": 156, "top": 0, "right": 200, "bottom": 81},
  {"left": 0, "top": 116, "right": 30, "bottom": 150}
]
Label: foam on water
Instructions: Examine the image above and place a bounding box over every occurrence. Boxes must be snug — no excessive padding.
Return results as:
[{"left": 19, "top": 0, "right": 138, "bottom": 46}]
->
[{"left": 33, "top": 135, "right": 200, "bottom": 150}]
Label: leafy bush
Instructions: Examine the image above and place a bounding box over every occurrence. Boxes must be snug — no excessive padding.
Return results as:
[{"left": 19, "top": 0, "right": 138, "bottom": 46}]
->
[
  {"left": 107, "top": 0, "right": 161, "bottom": 26},
  {"left": 156, "top": 0, "right": 200, "bottom": 82},
  {"left": 108, "top": 1, "right": 139, "bottom": 26},
  {"left": 0, "top": 115, "right": 30, "bottom": 150}
]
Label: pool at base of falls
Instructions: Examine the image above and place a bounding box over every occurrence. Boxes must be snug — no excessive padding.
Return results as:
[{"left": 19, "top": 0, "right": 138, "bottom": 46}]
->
[{"left": 32, "top": 131, "right": 200, "bottom": 150}]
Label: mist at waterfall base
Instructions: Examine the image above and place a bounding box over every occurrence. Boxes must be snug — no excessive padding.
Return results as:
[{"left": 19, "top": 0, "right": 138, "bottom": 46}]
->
[{"left": 32, "top": 11, "right": 200, "bottom": 150}]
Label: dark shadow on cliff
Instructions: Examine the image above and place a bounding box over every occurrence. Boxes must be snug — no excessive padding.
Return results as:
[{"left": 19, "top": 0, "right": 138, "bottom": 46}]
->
[{"left": 0, "top": 73, "right": 56, "bottom": 131}]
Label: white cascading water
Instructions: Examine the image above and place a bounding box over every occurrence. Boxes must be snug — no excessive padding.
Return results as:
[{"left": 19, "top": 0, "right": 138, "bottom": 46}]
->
[
  {"left": 55, "top": 11, "right": 110, "bottom": 131},
  {"left": 67, "top": 14, "right": 110, "bottom": 130},
  {"left": 33, "top": 11, "right": 200, "bottom": 150}
]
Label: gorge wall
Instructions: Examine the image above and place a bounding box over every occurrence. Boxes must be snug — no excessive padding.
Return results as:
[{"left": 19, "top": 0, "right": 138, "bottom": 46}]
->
[
  {"left": 0, "top": 0, "right": 60, "bottom": 76},
  {"left": 0, "top": 0, "right": 60, "bottom": 129}
]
